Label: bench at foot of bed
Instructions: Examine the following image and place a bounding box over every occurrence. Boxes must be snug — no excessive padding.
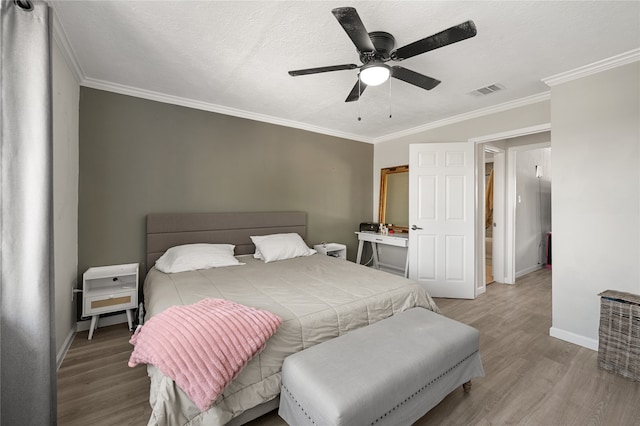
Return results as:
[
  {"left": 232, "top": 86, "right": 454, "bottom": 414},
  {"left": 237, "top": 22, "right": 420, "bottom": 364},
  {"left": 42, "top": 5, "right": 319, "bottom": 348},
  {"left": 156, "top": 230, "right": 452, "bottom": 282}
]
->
[{"left": 278, "top": 307, "right": 485, "bottom": 426}]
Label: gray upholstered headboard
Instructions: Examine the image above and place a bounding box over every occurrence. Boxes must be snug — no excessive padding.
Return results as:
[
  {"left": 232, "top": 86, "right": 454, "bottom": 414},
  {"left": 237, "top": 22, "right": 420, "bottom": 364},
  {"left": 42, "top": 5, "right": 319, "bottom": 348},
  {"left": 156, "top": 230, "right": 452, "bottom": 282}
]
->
[{"left": 146, "top": 211, "right": 307, "bottom": 271}]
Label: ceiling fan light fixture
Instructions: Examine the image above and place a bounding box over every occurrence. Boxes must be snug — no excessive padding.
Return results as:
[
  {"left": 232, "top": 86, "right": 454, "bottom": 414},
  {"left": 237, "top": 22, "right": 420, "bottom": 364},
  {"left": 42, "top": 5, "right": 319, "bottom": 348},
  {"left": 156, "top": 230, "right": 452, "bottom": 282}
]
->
[{"left": 359, "top": 64, "right": 390, "bottom": 86}]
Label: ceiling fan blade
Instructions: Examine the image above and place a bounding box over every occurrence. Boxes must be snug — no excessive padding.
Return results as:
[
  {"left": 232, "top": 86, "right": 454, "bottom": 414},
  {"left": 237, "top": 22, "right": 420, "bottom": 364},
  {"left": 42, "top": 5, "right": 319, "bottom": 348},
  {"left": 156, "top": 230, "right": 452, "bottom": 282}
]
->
[
  {"left": 332, "top": 7, "right": 376, "bottom": 53},
  {"left": 391, "top": 66, "right": 441, "bottom": 91},
  {"left": 392, "top": 20, "right": 477, "bottom": 61},
  {"left": 288, "top": 64, "right": 358, "bottom": 76},
  {"left": 345, "top": 80, "right": 367, "bottom": 102}
]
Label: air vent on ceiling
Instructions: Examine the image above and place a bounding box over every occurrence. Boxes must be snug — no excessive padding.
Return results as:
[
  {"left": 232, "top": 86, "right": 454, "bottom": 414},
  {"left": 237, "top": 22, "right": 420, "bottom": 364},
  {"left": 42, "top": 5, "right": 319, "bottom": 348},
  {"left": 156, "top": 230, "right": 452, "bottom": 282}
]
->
[{"left": 468, "top": 83, "right": 505, "bottom": 97}]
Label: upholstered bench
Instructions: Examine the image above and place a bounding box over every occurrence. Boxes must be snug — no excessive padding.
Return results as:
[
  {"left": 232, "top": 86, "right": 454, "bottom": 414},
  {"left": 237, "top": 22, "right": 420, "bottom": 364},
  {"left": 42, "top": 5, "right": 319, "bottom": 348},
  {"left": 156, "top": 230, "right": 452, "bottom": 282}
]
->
[{"left": 278, "top": 308, "right": 484, "bottom": 426}]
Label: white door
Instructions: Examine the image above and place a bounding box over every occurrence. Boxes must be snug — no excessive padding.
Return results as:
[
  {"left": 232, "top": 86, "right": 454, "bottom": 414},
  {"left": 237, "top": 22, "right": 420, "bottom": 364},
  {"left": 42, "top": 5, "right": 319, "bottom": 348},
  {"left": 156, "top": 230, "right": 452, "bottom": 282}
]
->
[{"left": 409, "top": 142, "right": 476, "bottom": 299}]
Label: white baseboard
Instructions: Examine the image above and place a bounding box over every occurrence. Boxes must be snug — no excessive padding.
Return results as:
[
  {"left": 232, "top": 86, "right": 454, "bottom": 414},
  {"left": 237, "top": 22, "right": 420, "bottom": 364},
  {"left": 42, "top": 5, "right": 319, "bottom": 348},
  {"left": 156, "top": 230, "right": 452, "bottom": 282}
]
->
[
  {"left": 549, "top": 327, "right": 598, "bottom": 351},
  {"left": 515, "top": 264, "right": 543, "bottom": 279},
  {"left": 56, "top": 328, "right": 76, "bottom": 370},
  {"left": 76, "top": 312, "right": 129, "bottom": 332}
]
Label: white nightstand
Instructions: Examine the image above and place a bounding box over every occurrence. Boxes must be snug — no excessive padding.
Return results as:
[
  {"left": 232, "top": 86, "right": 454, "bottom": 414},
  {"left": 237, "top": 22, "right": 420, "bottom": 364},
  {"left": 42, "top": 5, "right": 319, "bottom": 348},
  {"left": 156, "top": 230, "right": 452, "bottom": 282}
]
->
[
  {"left": 314, "top": 243, "right": 347, "bottom": 260},
  {"left": 82, "top": 263, "right": 139, "bottom": 340}
]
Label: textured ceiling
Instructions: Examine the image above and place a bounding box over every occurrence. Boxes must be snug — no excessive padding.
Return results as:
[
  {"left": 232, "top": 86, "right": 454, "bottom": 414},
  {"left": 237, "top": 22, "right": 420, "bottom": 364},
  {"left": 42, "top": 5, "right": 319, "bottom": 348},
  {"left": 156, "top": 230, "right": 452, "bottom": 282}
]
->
[{"left": 51, "top": 1, "right": 640, "bottom": 143}]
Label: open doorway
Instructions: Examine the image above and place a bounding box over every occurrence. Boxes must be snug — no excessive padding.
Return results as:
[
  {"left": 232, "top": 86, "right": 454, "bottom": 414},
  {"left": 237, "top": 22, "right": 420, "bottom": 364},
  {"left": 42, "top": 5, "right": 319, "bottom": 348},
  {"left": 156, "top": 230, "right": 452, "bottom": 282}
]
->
[
  {"left": 472, "top": 124, "right": 551, "bottom": 295},
  {"left": 479, "top": 141, "right": 552, "bottom": 287},
  {"left": 484, "top": 150, "right": 495, "bottom": 284},
  {"left": 481, "top": 144, "right": 505, "bottom": 289}
]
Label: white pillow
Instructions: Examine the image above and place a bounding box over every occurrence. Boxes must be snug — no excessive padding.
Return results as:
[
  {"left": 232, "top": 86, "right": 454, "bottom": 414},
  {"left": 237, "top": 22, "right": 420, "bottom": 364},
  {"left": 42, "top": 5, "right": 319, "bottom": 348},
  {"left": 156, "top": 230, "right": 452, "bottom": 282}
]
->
[
  {"left": 250, "top": 233, "right": 316, "bottom": 263},
  {"left": 155, "top": 244, "right": 244, "bottom": 273}
]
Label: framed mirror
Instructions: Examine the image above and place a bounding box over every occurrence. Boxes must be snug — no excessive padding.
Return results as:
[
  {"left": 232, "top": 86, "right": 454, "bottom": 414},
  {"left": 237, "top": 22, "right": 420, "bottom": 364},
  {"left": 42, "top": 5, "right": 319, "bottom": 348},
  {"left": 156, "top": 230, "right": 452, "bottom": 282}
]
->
[{"left": 378, "top": 165, "right": 409, "bottom": 232}]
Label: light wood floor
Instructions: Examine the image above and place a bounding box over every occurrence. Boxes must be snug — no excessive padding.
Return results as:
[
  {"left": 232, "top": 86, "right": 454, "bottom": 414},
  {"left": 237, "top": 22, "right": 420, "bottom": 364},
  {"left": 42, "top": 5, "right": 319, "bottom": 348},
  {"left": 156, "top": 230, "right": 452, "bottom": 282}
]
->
[
  {"left": 57, "top": 323, "right": 151, "bottom": 425},
  {"left": 486, "top": 263, "right": 494, "bottom": 285},
  {"left": 57, "top": 268, "right": 640, "bottom": 425}
]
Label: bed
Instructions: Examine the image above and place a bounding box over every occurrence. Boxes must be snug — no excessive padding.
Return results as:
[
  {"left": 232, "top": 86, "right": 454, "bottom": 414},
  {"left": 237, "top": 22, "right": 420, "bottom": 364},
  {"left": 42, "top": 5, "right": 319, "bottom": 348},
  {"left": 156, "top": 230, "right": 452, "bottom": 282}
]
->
[{"left": 140, "top": 211, "right": 440, "bottom": 426}]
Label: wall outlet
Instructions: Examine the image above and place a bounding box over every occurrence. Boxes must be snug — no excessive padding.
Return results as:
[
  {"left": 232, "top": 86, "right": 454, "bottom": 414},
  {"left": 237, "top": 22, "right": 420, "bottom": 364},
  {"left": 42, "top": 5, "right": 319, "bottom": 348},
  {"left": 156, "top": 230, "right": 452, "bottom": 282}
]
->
[{"left": 71, "top": 287, "right": 82, "bottom": 301}]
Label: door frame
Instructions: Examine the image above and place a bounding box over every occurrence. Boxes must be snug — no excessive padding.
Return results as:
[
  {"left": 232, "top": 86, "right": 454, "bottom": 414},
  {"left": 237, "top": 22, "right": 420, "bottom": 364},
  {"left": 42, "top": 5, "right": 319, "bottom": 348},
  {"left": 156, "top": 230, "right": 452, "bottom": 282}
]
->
[
  {"left": 477, "top": 144, "right": 506, "bottom": 295},
  {"left": 469, "top": 123, "right": 551, "bottom": 287}
]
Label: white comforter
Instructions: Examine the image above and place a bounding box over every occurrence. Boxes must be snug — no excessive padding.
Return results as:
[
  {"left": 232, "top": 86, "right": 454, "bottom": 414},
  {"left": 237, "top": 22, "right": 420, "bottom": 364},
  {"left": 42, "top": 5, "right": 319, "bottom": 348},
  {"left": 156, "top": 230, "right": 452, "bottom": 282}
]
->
[{"left": 143, "top": 254, "right": 440, "bottom": 426}]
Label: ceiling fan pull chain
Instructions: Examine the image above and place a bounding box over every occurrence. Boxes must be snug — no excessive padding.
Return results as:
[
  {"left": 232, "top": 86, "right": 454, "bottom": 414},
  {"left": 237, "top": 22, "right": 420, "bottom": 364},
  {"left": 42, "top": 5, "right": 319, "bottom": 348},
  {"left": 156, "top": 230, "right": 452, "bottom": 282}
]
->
[
  {"left": 389, "top": 77, "right": 392, "bottom": 118},
  {"left": 357, "top": 77, "right": 362, "bottom": 121}
]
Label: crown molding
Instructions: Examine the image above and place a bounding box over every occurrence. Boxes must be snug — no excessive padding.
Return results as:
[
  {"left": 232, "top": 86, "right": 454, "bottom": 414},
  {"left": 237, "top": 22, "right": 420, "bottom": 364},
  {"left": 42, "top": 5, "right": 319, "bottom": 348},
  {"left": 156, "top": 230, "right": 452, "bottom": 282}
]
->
[
  {"left": 50, "top": 7, "right": 84, "bottom": 83},
  {"left": 372, "top": 92, "right": 551, "bottom": 144},
  {"left": 81, "top": 77, "right": 374, "bottom": 143},
  {"left": 469, "top": 123, "right": 551, "bottom": 145},
  {"left": 81, "top": 75, "right": 552, "bottom": 146},
  {"left": 542, "top": 48, "right": 640, "bottom": 87}
]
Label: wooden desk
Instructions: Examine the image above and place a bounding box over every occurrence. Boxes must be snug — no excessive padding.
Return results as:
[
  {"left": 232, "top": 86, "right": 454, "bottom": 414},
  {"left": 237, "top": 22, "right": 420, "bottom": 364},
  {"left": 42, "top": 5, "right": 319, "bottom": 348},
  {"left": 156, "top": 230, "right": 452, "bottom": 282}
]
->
[{"left": 355, "top": 232, "right": 409, "bottom": 277}]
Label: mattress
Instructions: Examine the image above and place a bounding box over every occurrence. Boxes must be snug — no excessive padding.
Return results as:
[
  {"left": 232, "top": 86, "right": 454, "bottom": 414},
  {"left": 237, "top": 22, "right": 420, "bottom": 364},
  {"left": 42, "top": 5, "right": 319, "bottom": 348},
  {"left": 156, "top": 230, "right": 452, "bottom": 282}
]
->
[{"left": 143, "top": 253, "right": 440, "bottom": 426}]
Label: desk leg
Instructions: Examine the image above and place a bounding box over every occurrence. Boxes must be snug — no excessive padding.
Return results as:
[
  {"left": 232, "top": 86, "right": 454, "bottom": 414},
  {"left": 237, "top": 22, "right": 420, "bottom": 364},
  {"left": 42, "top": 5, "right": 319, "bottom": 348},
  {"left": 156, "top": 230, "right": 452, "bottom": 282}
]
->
[
  {"left": 88, "top": 315, "right": 98, "bottom": 340},
  {"left": 356, "top": 240, "right": 364, "bottom": 264},
  {"left": 371, "top": 242, "right": 380, "bottom": 269}
]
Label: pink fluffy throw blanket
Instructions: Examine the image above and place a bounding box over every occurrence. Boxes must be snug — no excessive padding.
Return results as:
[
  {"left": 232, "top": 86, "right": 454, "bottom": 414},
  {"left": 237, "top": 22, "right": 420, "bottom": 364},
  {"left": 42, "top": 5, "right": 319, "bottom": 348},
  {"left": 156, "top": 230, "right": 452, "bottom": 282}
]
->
[{"left": 128, "top": 298, "right": 281, "bottom": 411}]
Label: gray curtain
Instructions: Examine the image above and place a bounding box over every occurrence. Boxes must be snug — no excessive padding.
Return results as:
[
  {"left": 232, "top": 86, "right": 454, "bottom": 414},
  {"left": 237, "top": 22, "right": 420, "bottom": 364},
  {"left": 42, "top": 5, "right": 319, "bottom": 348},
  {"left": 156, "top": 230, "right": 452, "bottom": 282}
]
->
[{"left": 0, "top": 1, "right": 56, "bottom": 424}]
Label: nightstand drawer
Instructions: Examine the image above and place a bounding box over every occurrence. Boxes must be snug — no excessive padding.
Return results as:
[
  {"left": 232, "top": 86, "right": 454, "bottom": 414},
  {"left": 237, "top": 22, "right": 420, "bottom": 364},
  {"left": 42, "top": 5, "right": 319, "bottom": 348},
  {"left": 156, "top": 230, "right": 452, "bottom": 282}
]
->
[
  {"left": 85, "top": 290, "right": 137, "bottom": 316},
  {"left": 91, "top": 295, "right": 132, "bottom": 309}
]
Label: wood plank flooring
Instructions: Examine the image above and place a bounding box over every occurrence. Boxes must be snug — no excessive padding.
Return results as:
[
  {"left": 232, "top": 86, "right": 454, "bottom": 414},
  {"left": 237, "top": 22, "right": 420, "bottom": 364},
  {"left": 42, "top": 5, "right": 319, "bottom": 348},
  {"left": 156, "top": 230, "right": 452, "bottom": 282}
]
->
[
  {"left": 57, "top": 324, "right": 151, "bottom": 425},
  {"left": 57, "top": 268, "right": 640, "bottom": 425}
]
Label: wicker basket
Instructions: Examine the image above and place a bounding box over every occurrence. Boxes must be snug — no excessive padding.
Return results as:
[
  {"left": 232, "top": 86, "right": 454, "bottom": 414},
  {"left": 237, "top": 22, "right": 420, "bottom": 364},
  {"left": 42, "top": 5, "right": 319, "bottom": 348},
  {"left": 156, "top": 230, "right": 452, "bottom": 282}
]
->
[{"left": 598, "top": 290, "right": 640, "bottom": 381}]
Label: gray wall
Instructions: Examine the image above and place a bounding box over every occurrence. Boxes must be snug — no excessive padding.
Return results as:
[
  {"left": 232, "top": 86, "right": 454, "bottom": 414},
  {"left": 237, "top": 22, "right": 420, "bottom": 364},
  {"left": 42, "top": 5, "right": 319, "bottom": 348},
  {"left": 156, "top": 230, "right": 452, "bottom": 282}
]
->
[
  {"left": 551, "top": 61, "right": 640, "bottom": 348},
  {"left": 78, "top": 88, "right": 373, "bottom": 278}
]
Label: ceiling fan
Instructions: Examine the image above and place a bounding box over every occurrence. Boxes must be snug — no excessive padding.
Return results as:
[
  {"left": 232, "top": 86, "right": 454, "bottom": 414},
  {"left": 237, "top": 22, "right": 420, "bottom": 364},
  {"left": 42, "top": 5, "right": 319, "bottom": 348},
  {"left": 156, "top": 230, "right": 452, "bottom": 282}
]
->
[{"left": 288, "top": 7, "right": 477, "bottom": 102}]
